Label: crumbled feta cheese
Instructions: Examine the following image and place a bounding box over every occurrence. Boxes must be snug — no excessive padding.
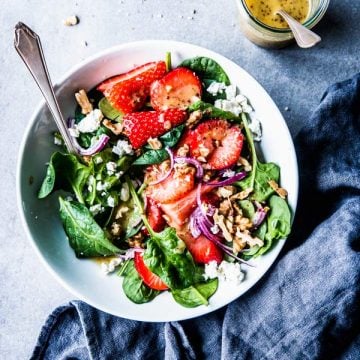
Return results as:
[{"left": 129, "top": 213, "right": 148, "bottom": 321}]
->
[
  {"left": 214, "top": 99, "right": 242, "bottom": 116},
  {"left": 248, "top": 113, "right": 262, "bottom": 141},
  {"left": 107, "top": 196, "right": 115, "bottom": 208},
  {"left": 65, "top": 195, "right": 74, "bottom": 202},
  {"left": 225, "top": 84, "right": 237, "bottom": 100},
  {"left": 94, "top": 156, "right": 103, "bottom": 164},
  {"left": 235, "top": 94, "right": 247, "bottom": 104},
  {"left": 54, "top": 136, "right": 63, "bottom": 145},
  {"left": 96, "top": 181, "right": 105, "bottom": 191},
  {"left": 204, "top": 261, "right": 219, "bottom": 279},
  {"left": 77, "top": 109, "right": 103, "bottom": 133},
  {"left": 242, "top": 103, "right": 253, "bottom": 113},
  {"left": 101, "top": 257, "right": 123, "bottom": 274},
  {"left": 88, "top": 185, "right": 93, "bottom": 192},
  {"left": 115, "top": 171, "right": 124, "bottom": 179},
  {"left": 68, "top": 127, "right": 80, "bottom": 138},
  {"left": 101, "top": 191, "right": 106, "bottom": 197},
  {"left": 89, "top": 204, "right": 103, "bottom": 216},
  {"left": 120, "top": 183, "right": 130, "bottom": 202},
  {"left": 207, "top": 82, "right": 226, "bottom": 96},
  {"left": 210, "top": 224, "right": 220, "bottom": 234},
  {"left": 112, "top": 139, "right": 134, "bottom": 157},
  {"left": 218, "top": 261, "right": 244, "bottom": 284},
  {"left": 222, "top": 169, "right": 235, "bottom": 178},
  {"left": 204, "top": 260, "right": 244, "bottom": 285},
  {"left": 106, "top": 161, "right": 117, "bottom": 175}
]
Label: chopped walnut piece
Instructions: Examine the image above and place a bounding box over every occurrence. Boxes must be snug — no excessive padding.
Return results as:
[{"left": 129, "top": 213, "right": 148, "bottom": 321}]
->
[
  {"left": 82, "top": 155, "right": 91, "bottom": 164},
  {"left": 75, "top": 89, "right": 93, "bottom": 114},
  {"left": 185, "top": 110, "right": 202, "bottom": 128},
  {"left": 268, "top": 180, "right": 288, "bottom": 199},
  {"left": 213, "top": 210, "right": 233, "bottom": 242},
  {"left": 237, "top": 156, "right": 252, "bottom": 172},
  {"left": 219, "top": 199, "right": 232, "bottom": 216},
  {"left": 177, "top": 144, "right": 189, "bottom": 157},
  {"left": 216, "top": 186, "right": 237, "bottom": 198},
  {"left": 147, "top": 137, "right": 162, "bottom": 150},
  {"left": 230, "top": 188, "right": 253, "bottom": 201},
  {"left": 197, "top": 156, "right": 207, "bottom": 163},
  {"left": 128, "top": 232, "right": 145, "bottom": 248},
  {"left": 203, "top": 171, "right": 212, "bottom": 182},
  {"left": 63, "top": 15, "right": 79, "bottom": 26},
  {"left": 235, "top": 229, "right": 264, "bottom": 248},
  {"left": 164, "top": 120, "right": 172, "bottom": 130},
  {"left": 174, "top": 165, "right": 195, "bottom": 178},
  {"left": 233, "top": 236, "right": 247, "bottom": 253},
  {"left": 110, "top": 222, "right": 122, "bottom": 236},
  {"left": 115, "top": 206, "right": 129, "bottom": 220},
  {"left": 103, "top": 119, "right": 123, "bottom": 135},
  {"left": 198, "top": 143, "right": 210, "bottom": 158}
]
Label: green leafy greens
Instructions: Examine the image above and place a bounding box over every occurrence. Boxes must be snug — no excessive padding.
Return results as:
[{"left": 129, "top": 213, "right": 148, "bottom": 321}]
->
[
  {"left": 188, "top": 100, "right": 238, "bottom": 120},
  {"left": 59, "top": 197, "right": 121, "bottom": 257}
]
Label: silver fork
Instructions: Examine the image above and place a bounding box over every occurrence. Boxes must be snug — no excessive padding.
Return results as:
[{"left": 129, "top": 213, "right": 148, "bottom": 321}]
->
[{"left": 14, "top": 22, "right": 78, "bottom": 155}]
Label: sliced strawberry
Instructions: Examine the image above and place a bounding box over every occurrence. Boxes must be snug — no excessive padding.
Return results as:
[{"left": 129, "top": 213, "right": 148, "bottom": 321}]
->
[
  {"left": 178, "top": 228, "right": 223, "bottom": 264},
  {"left": 123, "top": 109, "right": 187, "bottom": 149},
  {"left": 160, "top": 184, "right": 213, "bottom": 229},
  {"left": 150, "top": 67, "right": 202, "bottom": 111},
  {"left": 97, "top": 61, "right": 166, "bottom": 92},
  {"left": 143, "top": 198, "right": 166, "bottom": 235},
  {"left": 146, "top": 168, "right": 195, "bottom": 204},
  {"left": 97, "top": 61, "right": 166, "bottom": 114},
  {"left": 184, "top": 119, "right": 244, "bottom": 170},
  {"left": 134, "top": 252, "right": 168, "bottom": 290}
]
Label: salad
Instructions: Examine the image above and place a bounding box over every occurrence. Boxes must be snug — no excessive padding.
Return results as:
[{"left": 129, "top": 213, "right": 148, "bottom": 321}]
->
[{"left": 39, "top": 54, "right": 291, "bottom": 307}]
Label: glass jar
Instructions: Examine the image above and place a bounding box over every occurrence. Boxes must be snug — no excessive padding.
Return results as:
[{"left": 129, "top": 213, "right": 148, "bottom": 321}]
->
[{"left": 235, "top": 0, "right": 330, "bottom": 48}]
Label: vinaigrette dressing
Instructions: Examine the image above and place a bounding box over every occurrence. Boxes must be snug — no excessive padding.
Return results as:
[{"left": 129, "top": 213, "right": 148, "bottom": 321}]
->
[{"left": 244, "top": 0, "right": 310, "bottom": 29}]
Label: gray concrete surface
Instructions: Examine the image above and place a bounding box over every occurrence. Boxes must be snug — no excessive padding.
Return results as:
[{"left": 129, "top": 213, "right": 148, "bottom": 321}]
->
[{"left": 1, "top": 0, "right": 359, "bottom": 358}]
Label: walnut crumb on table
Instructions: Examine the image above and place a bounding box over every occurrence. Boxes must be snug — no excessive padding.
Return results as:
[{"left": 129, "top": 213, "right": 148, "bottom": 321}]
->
[{"left": 63, "top": 15, "right": 79, "bottom": 26}]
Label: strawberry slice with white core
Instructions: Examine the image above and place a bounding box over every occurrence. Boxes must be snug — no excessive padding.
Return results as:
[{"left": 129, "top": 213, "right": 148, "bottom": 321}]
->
[
  {"left": 182, "top": 119, "right": 244, "bottom": 170},
  {"left": 150, "top": 67, "right": 202, "bottom": 111},
  {"left": 146, "top": 167, "right": 195, "bottom": 204},
  {"left": 123, "top": 109, "right": 187, "bottom": 149},
  {"left": 97, "top": 61, "right": 166, "bottom": 114}
]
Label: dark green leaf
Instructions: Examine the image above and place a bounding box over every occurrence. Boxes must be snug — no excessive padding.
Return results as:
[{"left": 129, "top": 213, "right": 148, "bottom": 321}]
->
[
  {"left": 159, "top": 124, "right": 185, "bottom": 147},
  {"left": 143, "top": 227, "right": 196, "bottom": 289},
  {"left": 74, "top": 106, "right": 85, "bottom": 123},
  {"left": 59, "top": 197, "right": 121, "bottom": 257},
  {"left": 180, "top": 56, "right": 230, "bottom": 85},
  {"left": 99, "top": 97, "right": 123, "bottom": 121},
  {"left": 171, "top": 279, "right": 218, "bottom": 308},
  {"left": 236, "top": 162, "right": 280, "bottom": 202},
  {"left": 133, "top": 149, "right": 169, "bottom": 165},
  {"left": 38, "top": 152, "right": 92, "bottom": 203},
  {"left": 257, "top": 195, "right": 291, "bottom": 256},
  {"left": 78, "top": 133, "right": 93, "bottom": 149},
  {"left": 188, "top": 100, "right": 239, "bottom": 120},
  {"left": 121, "top": 261, "right": 160, "bottom": 304}
]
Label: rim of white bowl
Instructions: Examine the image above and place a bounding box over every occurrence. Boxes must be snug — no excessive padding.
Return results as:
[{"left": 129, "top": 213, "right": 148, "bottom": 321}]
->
[{"left": 16, "top": 40, "right": 299, "bottom": 321}]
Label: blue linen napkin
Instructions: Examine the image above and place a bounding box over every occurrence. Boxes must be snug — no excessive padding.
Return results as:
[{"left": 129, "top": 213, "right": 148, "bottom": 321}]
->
[{"left": 30, "top": 75, "right": 360, "bottom": 360}]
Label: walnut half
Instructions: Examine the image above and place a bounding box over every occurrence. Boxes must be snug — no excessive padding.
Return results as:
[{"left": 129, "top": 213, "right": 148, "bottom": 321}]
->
[{"left": 75, "top": 89, "right": 93, "bottom": 114}]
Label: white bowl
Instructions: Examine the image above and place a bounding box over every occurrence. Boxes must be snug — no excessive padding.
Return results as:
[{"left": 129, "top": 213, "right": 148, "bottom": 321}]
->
[{"left": 17, "top": 40, "right": 298, "bottom": 322}]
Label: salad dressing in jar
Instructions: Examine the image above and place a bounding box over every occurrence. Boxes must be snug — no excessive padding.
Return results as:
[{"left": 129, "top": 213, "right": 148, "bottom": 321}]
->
[{"left": 235, "top": 0, "right": 329, "bottom": 48}]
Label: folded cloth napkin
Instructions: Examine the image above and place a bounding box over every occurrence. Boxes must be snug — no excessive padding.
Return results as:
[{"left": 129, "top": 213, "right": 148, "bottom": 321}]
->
[{"left": 31, "top": 75, "right": 360, "bottom": 360}]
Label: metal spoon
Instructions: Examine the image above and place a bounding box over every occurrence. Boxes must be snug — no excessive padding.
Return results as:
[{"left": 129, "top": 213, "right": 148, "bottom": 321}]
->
[
  {"left": 276, "top": 9, "right": 321, "bottom": 48},
  {"left": 14, "top": 22, "right": 78, "bottom": 155}
]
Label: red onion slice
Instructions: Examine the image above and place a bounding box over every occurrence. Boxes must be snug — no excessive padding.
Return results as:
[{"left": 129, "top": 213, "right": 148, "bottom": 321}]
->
[
  {"left": 148, "top": 147, "right": 174, "bottom": 186},
  {"left": 207, "top": 171, "right": 247, "bottom": 187},
  {"left": 175, "top": 157, "right": 204, "bottom": 178},
  {"left": 189, "top": 211, "right": 202, "bottom": 238},
  {"left": 67, "top": 117, "right": 110, "bottom": 156},
  {"left": 252, "top": 201, "right": 267, "bottom": 228}
]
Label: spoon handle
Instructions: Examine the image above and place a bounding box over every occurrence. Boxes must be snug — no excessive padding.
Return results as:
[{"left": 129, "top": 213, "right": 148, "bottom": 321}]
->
[
  {"left": 14, "top": 22, "right": 78, "bottom": 155},
  {"left": 277, "top": 10, "right": 321, "bottom": 48}
]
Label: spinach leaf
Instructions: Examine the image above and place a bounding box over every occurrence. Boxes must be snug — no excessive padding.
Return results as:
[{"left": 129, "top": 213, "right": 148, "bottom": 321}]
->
[
  {"left": 180, "top": 57, "right": 230, "bottom": 85},
  {"left": 74, "top": 106, "right": 85, "bottom": 123},
  {"left": 132, "top": 149, "right": 169, "bottom": 165},
  {"left": 78, "top": 133, "right": 93, "bottom": 149},
  {"left": 238, "top": 200, "right": 255, "bottom": 219},
  {"left": 256, "top": 195, "right": 291, "bottom": 256},
  {"left": 188, "top": 100, "right": 238, "bottom": 120},
  {"left": 171, "top": 278, "right": 218, "bottom": 308},
  {"left": 159, "top": 124, "right": 185, "bottom": 147},
  {"left": 59, "top": 197, "right": 121, "bottom": 257},
  {"left": 38, "top": 152, "right": 92, "bottom": 203},
  {"left": 237, "top": 162, "right": 280, "bottom": 202},
  {"left": 121, "top": 260, "right": 160, "bottom": 304},
  {"left": 143, "top": 227, "right": 196, "bottom": 289},
  {"left": 99, "top": 97, "right": 122, "bottom": 121},
  {"left": 124, "top": 204, "right": 143, "bottom": 239}
]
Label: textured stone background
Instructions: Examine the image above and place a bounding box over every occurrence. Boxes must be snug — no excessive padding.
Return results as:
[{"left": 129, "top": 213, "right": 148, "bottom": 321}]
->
[{"left": 0, "top": 0, "right": 359, "bottom": 358}]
